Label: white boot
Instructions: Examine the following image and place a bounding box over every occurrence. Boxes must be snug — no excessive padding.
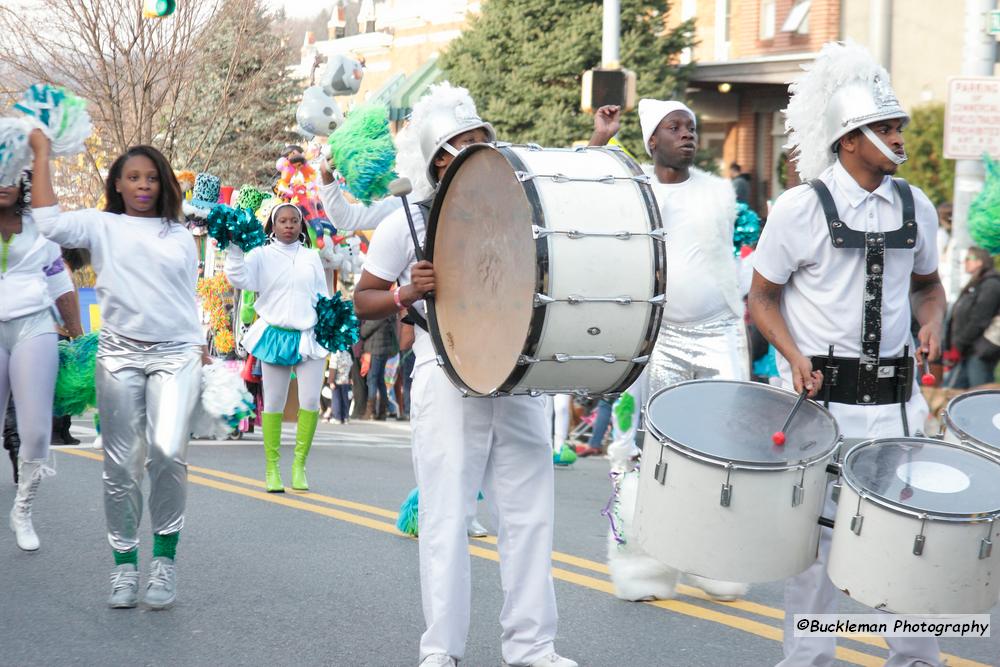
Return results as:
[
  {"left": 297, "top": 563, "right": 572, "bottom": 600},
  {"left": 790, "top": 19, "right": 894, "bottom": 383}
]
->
[{"left": 9, "top": 459, "right": 55, "bottom": 552}]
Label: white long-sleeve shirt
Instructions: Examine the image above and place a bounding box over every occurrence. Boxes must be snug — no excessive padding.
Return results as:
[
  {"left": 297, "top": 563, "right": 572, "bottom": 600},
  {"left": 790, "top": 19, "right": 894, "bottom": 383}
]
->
[
  {"left": 317, "top": 180, "right": 403, "bottom": 232},
  {"left": 33, "top": 205, "right": 202, "bottom": 344},
  {"left": 224, "top": 240, "right": 330, "bottom": 331},
  {"left": 1, "top": 214, "right": 74, "bottom": 321}
]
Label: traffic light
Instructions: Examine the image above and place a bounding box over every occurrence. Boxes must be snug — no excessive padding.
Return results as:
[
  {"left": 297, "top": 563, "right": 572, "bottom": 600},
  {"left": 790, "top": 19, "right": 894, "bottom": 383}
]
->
[
  {"left": 581, "top": 68, "right": 637, "bottom": 113},
  {"left": 142, "top": 0, "right": 176, "bottom": 19}
]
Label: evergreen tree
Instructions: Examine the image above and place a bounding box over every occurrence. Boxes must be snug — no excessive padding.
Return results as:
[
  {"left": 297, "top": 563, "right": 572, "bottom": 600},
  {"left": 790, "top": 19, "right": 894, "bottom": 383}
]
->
[
  {"left": 896, "top": 103, "right": 954, "bottom": 207},
  {"left": 169, "top": 0, "right": 301, "bottom": 187},
  {"left": 440, "top": 0, "right": 694, "bottom": 155}
]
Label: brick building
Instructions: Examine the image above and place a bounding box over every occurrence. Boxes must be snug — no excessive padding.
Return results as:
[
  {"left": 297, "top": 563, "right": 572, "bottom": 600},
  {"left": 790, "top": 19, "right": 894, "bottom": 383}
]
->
[{"left": 668, "top": 0, "right": 966, "bottom": 215}]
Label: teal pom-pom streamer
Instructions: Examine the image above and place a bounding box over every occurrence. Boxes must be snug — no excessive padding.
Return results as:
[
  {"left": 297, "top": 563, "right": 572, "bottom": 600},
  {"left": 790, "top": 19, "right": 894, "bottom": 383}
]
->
[
  {"left": 327, "top": 103, "right": 397, "bottom": 205},
  {"left": 53, "top": 333, "right": 99, "bottom": 416},
  {"left": 314, "top": 291, "right": 360, "bottom": 352},
  {"left": 969, "top": 155, "right": 1000, "bottom": 255},
  {"left": 396, "top": 487, "right": 419, "bottom": 536},
  {"left": 206, "top": 204, "right": 267, "bottom": 252},
  {"left": 732, "top": 202, "right": 762, "bottom": 255}
]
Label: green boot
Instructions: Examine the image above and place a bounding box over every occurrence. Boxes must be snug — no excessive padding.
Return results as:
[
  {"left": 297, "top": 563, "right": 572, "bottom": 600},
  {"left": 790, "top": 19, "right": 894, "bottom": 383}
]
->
[
  {"left": 291, "top": 409, "right": 320, "bottom": 491},
  {"left": 261, "top": 412, "right": 284, "bottom": 493}
]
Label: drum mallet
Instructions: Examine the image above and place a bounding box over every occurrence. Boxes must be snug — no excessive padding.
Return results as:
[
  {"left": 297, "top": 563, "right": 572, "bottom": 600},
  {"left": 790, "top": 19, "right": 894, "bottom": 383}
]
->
[
  {"left": 388, "top": 177, "right": 425, "bottom": 262},
  {"left": 772, "top": 389, "right": 809, "bottom": 446},
  {"left": 920, "top": 354, "right": 935, "bottom": 386}
]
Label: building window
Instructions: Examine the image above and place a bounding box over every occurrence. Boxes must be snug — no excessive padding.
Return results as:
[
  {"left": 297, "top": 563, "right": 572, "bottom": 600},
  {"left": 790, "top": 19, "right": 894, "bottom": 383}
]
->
[
  {"left": 760, "top": 0, "right": 776, "bottom": 40},
  {"left": 715, "top": 0, "right": 731, "bottom": 60},
  {"left": 781, "top": 0, "right": 811, "bottom": 35}
]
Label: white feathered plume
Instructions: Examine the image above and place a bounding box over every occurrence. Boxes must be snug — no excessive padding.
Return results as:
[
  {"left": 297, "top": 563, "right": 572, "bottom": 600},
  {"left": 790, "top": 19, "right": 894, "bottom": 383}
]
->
[{"left": 784, "top": 40, "right": 891, "bottom": 180}]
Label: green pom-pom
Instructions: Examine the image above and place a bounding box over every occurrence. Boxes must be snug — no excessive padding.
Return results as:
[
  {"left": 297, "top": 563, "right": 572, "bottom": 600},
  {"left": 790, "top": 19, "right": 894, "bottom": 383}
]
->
[
  {"left": 206, "top": 204, "right": 267, "bottom": 252},
  {"left": 314, "top": 291, "right": 360, "bottom": 352},
  {"left": 327, "top": 104, "right": 397, "bottom": 205},
  {"left": 396, "top": 487, "right": 419, "bottom": 536},
  {"left": 969, "top": 155, "right": 1000, "bottom": 255},
  {"left": 54, "top": 333, "right": 99, "bottom": 416},
  {"left": 613, "top": 392, "right": 635, "bottom": 433}
]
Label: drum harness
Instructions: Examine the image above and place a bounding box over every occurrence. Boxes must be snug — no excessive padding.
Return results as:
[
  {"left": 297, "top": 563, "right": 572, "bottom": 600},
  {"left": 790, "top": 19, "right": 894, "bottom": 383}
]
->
[
  {"left": 399, "top": 198, "right": 434, "bottom": 333},
  {"left": 807, "top": 178, "right": 918, "bottom": 436}
]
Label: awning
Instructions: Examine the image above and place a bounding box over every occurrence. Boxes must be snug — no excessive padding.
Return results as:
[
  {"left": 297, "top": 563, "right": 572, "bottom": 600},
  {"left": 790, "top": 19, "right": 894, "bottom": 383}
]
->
[
  {"left": 389, "top": 54, "right": 443, "bottom": 121},
  {"left": 689, "top": 52, "right": 816, "bottom": 85}
]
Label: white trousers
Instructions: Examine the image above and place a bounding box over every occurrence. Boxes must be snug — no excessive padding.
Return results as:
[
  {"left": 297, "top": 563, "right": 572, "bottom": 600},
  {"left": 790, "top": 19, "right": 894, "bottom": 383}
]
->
[
  {"left": 410, "top": 363, "right": 558, "bottom": 665},
  {"left": 777, "top": 387, "right": 941, "bottom": 667},
  {"left": 549, "top": 393, "right": 572, "bottom": 452}
]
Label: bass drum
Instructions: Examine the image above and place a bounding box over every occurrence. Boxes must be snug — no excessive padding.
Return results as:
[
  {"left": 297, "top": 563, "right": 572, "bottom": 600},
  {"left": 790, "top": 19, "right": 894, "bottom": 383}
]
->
[
  {"left": 425, "top": 143, "right": 664, "bottom": 396},
  {"left": 941, "top": 389, "right": 1000, "bottom": 459}
]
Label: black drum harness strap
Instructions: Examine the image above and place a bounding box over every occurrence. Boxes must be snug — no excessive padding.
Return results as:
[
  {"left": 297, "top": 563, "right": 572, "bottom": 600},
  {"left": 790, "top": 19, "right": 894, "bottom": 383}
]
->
[
  {"left": 807, "top": 178, "right": 919, "bottom": 434},
  {"left": 400, "top": 198, "right": 433, "bottom": 333}
]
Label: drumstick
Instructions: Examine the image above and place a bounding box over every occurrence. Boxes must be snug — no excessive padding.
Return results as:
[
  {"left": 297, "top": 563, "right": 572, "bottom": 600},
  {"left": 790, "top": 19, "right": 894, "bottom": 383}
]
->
[
  {"left": 920, "top": 355, "right": 935, "bottom": 386},
  {"left": 388, "top": 178, "right": 425, "bottom": 262},
  {"left": 772, "top": 389, "right": 809, "bottom": 446}
]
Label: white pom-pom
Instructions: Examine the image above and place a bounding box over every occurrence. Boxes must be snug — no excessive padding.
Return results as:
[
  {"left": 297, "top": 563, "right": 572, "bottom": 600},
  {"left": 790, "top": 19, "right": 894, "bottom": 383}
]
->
[
  {"left": 14, "top": 84, "right": 93, "bottom": 157},
  {"left": 192, "top": 363, "right": 255, "bottom": 438},
  {"left": 0, "top": 118, "right": 32, "bottom": 187}
]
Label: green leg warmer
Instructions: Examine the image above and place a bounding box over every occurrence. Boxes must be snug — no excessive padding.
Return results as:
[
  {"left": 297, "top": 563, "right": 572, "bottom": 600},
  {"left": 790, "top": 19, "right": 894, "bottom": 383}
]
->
[
  {"left": 262, "top": 412, "right": 284, "bottom": 493},
  {"left": 153, "top": 532, "right": 179, "bottom": 560},
  {"left": 291, "top": 409, "right": 319, "bottom": 491}
]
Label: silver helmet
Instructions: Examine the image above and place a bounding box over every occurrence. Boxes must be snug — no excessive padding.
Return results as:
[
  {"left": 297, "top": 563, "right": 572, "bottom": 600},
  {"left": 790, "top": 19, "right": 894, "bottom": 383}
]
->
[
  {"left": 415, "top": 86, "right": 495, "bottom": 185},
  {"left": 824, "top": 73, "right": 909, "bottom": 151}
]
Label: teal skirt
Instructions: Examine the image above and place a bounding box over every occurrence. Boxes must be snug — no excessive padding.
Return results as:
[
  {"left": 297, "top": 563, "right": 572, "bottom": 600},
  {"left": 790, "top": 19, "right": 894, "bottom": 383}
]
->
[{"left": 253, "top": 325, "right": 302, "bottom": 366}]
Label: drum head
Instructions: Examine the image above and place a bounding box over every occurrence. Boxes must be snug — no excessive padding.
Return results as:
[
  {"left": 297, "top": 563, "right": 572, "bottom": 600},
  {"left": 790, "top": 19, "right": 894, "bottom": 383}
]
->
[
  {"left": 427, "top": 145, "right": 537, "bottom": 395},
  {"left": 945, "top": 390, "right": 1000, "bottom": 449},
  {"left": 645, "top": 380, "right": 839, "bottom": 468},
  {"left": 843, "top": 439, "right": 1000, "bottom": 517}
]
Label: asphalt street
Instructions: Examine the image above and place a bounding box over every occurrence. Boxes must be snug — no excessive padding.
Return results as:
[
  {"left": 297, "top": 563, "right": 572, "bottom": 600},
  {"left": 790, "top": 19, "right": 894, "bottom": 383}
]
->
[{"left": 1, "top": 417, "right": 996, "bottom": 667}]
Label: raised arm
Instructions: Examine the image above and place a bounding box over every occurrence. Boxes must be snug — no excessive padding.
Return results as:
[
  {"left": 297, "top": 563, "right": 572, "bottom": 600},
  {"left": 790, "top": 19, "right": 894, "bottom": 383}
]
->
[
  {"left": 223, "top": 246, "right": 261, "bottom": 292},
  {"left": 748, "top": 270, "right": 823, "bottom": 396},
  {"left": 588, "top": 105, "right": 622, "bottom": 147},
  {"left": 317, "top": 160, "right": 401, "bottom": 232},
  {"left": 27, "top": 130, "right": 96, "bottom": 249}
]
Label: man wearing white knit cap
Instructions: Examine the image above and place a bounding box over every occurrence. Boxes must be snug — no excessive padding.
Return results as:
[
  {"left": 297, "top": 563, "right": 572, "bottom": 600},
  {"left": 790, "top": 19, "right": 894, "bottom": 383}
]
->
[
  {"left": 592, "top": 100, "right": 751, "bottom": 603},
  {"left": 750, "top": 41, "right": 944, "bottom": 666}
]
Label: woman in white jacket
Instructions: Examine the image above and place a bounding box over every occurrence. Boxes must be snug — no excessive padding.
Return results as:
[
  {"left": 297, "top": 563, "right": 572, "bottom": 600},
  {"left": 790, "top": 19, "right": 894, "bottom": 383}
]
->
[
  {"left": 1, "top": 169, "right": 82, "bottom": 552},
  {"left": 225, "top": 203, "right": 330, "bottom": 493}
]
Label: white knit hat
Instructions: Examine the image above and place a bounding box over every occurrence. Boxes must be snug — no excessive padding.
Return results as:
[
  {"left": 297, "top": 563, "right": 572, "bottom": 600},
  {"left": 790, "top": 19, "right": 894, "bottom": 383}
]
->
[{"left": 638, "top": 99, "right": 696, "bottom": 156}]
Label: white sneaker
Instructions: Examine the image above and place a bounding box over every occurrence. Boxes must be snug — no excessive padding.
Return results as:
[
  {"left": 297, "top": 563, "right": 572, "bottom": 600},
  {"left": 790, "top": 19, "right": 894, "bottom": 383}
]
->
[
  {"left": 108, "top": 563, "right": 140, "bottom": 608},
  {"left": 503, "top": 653, "right": 578, "bottom": 667},
  {"left": 419, "top": 655, "right": 457, "bottom": 667}
]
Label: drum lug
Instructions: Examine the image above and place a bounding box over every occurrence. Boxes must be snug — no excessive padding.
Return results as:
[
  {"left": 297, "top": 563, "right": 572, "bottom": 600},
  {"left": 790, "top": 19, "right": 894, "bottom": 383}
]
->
[
  {"left": 720, "top": 465, "right": 734, "bottom": 507},
  {"left": 531, "top": 225, "right": 552, "bottom": 239},
  {"left": 648, "top": 294, "right": 666, "bottom": 305},
  {"left": 648, "top": 228, "right": 667, "bottom": 242},
  {"left": 792, "top": 466, "right": 806, "bottom": 507},
  {"left": 517, "top": 355, "right": 539, "bottom": 365},
  {"left": 831, "top": 481, "right": 842, "bottom": 503},
  {"left": 533, "top": 293, "right": 555, "bottom": 307},
  {"left": 912, "top": 515, "right": 928, "bottom": 556},
  {"left": 850, "top": 493, "right": 865, "bottom": 535},
  {"left": 654, "top": 461, "right": 668, "bottom": 485},
  {"left": 980, "top": 538, "right": 993, "bottom": 560},
  {"left": 631, "top": 355, "right": 650, "bottom": 364}
]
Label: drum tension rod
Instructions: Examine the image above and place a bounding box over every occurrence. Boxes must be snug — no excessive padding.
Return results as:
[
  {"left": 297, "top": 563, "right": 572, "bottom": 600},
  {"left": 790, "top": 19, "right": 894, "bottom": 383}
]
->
[
  {"left": 654, "top": 444, "right": 668, "bottom": 485},
  {"left": 792, "top": 466, "right": 807, "bottom": 507},
  {"left": 533, "top": 293, "right": 666, "bottom": 307},
  {"left": 850, "top": 493, "right": 865, "bottom": 536},
  {"left": 531, "top": 226, "right": 666, "bottom": 241},
  {"left": 981, "top": 518, "right": 995, "bottom": 560},
  {"left": 720, "top": 464, "right": 734, "bottom": 507}
]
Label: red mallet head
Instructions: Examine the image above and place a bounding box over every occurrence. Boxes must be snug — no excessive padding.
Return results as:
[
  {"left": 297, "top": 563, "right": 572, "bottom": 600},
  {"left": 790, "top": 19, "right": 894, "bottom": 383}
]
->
[
  {"left": 772, "top": 431, "right": 786, "bottom": 446},
  {"left": 921, "top": 372, "right": 935, "bottom": 386}
]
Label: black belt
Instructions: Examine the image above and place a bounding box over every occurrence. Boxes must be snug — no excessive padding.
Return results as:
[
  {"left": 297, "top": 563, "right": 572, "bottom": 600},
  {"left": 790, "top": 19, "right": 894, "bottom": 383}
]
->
[{"left": 809, "top": 355, "right": 913, "bottom": 406}]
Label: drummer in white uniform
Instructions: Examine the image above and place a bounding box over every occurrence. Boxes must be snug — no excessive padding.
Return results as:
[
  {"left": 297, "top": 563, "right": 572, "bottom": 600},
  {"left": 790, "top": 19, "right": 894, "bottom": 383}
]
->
[
  {"left": 353, "top": 83, "right": 576, "bottom": 667},
  {"left": 749, "top": 41, "right": 945, "bottom": 667}
]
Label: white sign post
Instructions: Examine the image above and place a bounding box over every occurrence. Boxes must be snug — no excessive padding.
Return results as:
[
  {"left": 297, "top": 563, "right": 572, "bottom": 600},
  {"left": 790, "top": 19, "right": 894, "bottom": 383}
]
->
[{"left": 944, "top": 76, "right": 1000, "bottom": 160}]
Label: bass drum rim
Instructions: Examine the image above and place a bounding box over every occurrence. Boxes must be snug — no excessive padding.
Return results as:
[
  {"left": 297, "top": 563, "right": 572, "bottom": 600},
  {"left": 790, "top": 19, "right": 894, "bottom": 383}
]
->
[{"left": 425, "top": 142, "right": 665, "bottom": 397}]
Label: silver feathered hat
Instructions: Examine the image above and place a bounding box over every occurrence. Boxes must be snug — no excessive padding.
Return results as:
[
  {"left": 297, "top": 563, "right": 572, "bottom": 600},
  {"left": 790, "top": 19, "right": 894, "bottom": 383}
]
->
[
  {"left": 411, "top": 82, "right": 495, "bottom": 186},
  {"left": 784, "top": 40, "right": 909, "bottom": 180}
]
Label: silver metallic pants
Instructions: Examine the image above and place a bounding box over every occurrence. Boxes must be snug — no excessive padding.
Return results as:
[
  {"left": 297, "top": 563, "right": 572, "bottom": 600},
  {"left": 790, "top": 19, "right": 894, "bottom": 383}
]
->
[
  {"left": 96, "top": 331, "right": 202, "bottom": 552},
  {"left": 647, "top": 312, "right": 750, "bottom": 395}
]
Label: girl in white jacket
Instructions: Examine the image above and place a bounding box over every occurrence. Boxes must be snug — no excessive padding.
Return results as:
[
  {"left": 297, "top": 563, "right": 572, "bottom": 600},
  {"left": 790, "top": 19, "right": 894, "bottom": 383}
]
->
[
  {"left": 1, "top": 169, "right": 81, "bottom": 552},
  {"left": 224, "top": 203, "right": 331, "bottom": 493}
]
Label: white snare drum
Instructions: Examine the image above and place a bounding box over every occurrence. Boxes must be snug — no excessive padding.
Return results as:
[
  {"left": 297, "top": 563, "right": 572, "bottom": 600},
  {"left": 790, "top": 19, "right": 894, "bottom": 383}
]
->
[
  {"left": 425, "top": 143, "right": 664, "bottom": 396},
  {"left": 635, "top": 380, "right": 840, "bottom": 583},
  {"left": 941, "top": 390, "right": 1000, "bottom": 458},
  {"left": 827, "top": 438, "right": 1000, "bottom": 614}
]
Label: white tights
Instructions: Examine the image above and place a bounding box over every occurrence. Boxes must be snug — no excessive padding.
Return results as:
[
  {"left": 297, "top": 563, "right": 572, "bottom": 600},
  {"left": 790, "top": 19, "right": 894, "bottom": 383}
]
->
[
  {"left": 261, "top": 357, "right": 327, "bottom": 413},
  {"left": 0, "top": 333, "right": 59, "bottom": 462}
]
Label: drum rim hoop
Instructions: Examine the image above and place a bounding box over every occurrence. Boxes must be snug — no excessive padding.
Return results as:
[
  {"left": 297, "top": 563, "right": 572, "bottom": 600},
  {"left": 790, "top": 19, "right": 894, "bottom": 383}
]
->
[
  {"left": 839, "top": 437, "right": 1000, "bottom": 522},
  {"left": 942, "top": 389, "right": 1000, "bottom": 450},
  {"left": 643, "top": 379, "right": 841, "bottom": 470}
]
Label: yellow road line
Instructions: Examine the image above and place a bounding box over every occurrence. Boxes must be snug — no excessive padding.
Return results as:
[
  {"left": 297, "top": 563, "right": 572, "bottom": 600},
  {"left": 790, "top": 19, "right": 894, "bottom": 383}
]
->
[{"left": 60, "top": 449, "right": 990, "bottom": 667}]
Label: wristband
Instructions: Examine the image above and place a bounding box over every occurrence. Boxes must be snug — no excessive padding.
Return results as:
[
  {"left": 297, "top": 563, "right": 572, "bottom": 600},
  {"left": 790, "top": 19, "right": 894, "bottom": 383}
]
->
[{"left": 393, "top": 285, "right": 405, "bottom": 310}]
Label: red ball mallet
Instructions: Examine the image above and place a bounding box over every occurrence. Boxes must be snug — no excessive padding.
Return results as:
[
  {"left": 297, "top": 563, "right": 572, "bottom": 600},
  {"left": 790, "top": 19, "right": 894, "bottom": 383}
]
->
[
  {"left": 920, "top": 355, "right": 935, "bottom": 387},
  {"left": 772, "top": 389, "right": 809, "bottom": 446}
]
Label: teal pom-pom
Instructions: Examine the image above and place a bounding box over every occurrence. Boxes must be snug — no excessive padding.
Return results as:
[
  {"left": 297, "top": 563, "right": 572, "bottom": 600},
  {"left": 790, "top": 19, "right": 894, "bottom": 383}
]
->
[
  {"left": 733, "top": 201, "right": 762, "bottom": 255},
  {"left": 969, "top": 155, "right": 1000, "bottom": 255},
  {"left": 314, "top": 291, "right": 360, "bottom": 352},
  {"left": 53, "top": 333, "right": 99, "bottom": 416},
  {"left": 396, "top": 487, "right": 419, "bottom": 536},
  {"left": 206, "top": 204, "right": 267, "bottom": 252},
  {"left": 327, "top": 103, "right": 397, "bottom": 205}
]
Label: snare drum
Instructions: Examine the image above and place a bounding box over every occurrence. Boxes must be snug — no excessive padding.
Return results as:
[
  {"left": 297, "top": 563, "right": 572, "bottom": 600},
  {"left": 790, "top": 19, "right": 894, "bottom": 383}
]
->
[
  {"left": 827, "top": 438, "right": 1000, "bottom": 614},
  {"left": 941, "top": 390, "right": 1000, "bottom": 458},
  {"left": 635, "top": 380, "right": 840, "bottom": 583},
  {"left": 425, "top": 143, "right": 664, "bottom": 396}
]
